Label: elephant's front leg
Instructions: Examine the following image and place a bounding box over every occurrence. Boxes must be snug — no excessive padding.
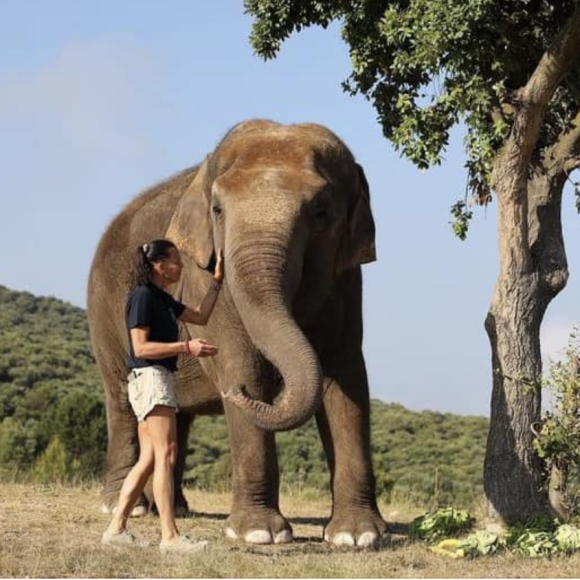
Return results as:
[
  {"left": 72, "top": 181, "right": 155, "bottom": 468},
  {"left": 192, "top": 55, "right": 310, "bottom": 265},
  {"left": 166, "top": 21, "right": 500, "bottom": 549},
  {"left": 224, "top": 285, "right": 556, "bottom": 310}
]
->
[
  {"left": 316, "top": 354, "right": 387, "bottom": 548},
  {"left": 223, "top": 384, "right": 293, "bottom": 544}
]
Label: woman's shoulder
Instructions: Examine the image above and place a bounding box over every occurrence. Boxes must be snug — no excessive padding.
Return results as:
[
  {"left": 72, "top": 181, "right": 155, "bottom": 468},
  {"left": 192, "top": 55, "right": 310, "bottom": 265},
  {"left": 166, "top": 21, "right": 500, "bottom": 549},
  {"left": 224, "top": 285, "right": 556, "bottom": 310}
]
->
[{"left": 127, "top": 284, "right": 154, "bottom": 304}]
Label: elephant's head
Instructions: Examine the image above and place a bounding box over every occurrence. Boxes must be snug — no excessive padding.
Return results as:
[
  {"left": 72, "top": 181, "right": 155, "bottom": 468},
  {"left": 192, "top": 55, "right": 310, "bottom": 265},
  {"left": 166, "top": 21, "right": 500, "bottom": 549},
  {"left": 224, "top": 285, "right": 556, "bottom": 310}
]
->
[{"left": 167, "top": 120, "right": 376, "bottom": 431}]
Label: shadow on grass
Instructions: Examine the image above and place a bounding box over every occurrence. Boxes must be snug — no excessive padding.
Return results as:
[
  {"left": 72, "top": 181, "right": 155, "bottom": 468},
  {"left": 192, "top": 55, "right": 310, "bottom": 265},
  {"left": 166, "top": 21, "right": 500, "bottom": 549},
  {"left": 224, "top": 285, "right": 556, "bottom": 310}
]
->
[
  {"left": 288, "top": 515, "right": 327, "bottom": 526},
  {"left": 224, "top": 532, "right": 413, "bottom": 554},
  {"left": 180, "top": 509, "right": 229, "bottom": 521},
  {"left": 388, "top": 521, "right": 411, "bottom": 536},
  {"left": 177, "top": 505, "right": 413, "bottom": 550}
]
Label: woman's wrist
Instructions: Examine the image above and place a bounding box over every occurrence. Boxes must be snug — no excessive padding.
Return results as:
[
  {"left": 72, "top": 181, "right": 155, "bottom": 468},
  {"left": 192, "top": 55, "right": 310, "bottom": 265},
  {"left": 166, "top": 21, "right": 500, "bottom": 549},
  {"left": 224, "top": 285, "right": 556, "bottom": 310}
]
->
[{"left": 183, "top": 340, "right": 191, "bottom": 355}]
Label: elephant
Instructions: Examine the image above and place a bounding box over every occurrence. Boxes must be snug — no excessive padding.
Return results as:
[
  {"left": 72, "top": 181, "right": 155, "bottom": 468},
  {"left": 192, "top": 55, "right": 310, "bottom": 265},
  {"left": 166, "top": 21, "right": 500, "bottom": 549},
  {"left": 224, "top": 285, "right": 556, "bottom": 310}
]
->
[{"left": 87, "top": 119, "right": 386, "bottom": 547}]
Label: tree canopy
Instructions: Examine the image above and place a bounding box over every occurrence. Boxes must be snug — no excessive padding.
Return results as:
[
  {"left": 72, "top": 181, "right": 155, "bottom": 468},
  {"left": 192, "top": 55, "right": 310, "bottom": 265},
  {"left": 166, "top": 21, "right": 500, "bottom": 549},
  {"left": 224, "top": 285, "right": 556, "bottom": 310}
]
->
[{"left": 246, "top": 0, "right": 580, "bottom": 235}]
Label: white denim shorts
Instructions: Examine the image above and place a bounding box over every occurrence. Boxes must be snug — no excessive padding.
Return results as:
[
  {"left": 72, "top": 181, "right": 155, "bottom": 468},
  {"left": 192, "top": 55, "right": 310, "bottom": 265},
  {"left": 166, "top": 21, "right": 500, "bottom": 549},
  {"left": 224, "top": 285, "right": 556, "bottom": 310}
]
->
[{"left": 127, "top": 365, "right": 179, "bottom": 422}]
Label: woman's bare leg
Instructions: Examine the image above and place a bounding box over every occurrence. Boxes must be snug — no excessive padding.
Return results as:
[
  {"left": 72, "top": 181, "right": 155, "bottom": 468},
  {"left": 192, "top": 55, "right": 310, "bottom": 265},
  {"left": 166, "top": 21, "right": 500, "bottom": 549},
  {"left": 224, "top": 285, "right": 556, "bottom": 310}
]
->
[
  {"left": 107, "top": 421, "right": 154, "bottom": 534},
  {"left": 146, "top": 405, "right": 180, "bottom": 541}
]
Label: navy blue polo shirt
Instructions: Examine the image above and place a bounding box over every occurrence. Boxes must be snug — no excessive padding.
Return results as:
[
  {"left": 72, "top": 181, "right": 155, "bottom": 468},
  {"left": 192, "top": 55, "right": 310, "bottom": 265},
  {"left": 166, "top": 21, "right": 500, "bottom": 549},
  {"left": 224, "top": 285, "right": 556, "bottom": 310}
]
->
[{"left": 126, "top": 283, "right": 186, "bottom": 372}]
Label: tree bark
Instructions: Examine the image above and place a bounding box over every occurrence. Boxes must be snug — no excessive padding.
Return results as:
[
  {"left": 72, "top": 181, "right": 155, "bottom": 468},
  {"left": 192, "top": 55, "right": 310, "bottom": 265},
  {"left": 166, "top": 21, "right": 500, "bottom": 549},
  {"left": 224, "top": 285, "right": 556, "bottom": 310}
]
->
[{"left": 484, "top": 6, "right": 580, "bottom": 523}]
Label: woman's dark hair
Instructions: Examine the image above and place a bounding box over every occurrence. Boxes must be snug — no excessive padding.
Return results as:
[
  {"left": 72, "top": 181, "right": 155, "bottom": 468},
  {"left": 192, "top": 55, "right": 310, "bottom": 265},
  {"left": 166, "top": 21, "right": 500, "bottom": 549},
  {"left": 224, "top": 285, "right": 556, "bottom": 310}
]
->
[{"left": 127, "top": 239, "right": 177, "bottom": 290}]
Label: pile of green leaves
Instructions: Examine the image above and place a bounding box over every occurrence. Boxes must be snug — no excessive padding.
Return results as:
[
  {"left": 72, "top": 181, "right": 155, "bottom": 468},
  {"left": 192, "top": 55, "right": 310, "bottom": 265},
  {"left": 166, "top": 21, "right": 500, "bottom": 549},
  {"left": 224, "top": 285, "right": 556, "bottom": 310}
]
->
[
  {"left": 431, "top": 531, "right": 500, "bottom": 558},
  {"left": 504, "top": 516, "right": 561, "bottom": 557},
  {"left": 409, "top": 508, "right": 475, "bottom": 541},
  {"left": 503, "top": 516, "right": 580, "bottom": 557},
  {"left": 555, "top": 524, "right": 580, "bottom": 553},
  {"left": 421, "top": 512, "right": 580, "bottom": 558}
]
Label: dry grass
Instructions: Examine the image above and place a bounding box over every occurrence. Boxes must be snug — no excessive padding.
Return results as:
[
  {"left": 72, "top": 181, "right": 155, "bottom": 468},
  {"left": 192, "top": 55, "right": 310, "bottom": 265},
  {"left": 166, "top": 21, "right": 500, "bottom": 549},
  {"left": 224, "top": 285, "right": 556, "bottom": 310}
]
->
[{"left": 1, "top": 483, "right": 580, "bottom": 578}]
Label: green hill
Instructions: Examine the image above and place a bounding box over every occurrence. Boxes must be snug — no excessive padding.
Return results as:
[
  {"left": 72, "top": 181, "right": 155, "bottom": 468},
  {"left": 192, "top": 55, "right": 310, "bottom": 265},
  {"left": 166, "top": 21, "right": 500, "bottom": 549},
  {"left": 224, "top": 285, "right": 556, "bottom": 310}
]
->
[{"left": 0, "top": 284, "right": 488, "bottom": 506}]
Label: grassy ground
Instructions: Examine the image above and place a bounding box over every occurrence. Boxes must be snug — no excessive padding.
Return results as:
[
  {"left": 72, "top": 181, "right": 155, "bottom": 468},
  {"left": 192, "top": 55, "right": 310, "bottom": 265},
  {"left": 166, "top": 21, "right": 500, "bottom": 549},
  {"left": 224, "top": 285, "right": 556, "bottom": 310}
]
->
[{"left": 1, "top": 483, "right": 580, "bottom": 578}]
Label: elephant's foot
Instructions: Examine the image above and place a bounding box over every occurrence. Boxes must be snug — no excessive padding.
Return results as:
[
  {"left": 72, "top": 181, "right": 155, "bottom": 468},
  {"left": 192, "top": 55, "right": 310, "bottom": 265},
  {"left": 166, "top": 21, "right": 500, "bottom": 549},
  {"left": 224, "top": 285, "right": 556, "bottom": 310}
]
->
[
  {"left": 99, "top": 495, "right": 149, "bottom": 518},
  {"left": 174, "top": 488, "right": 190, "bottom": 518},
  {"left": 324, "top": 508, "right": 387, "bottom": 548},
  {"left": 225, "top": 507, "right": 293, "bottom": 544},
  {"left": 149, "top": 494, "right": 191, "bottom": 518}
]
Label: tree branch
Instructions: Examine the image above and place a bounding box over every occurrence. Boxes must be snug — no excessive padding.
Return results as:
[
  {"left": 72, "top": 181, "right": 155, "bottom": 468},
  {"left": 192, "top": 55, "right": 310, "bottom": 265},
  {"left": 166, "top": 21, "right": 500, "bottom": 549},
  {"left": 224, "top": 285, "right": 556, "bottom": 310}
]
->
[
  {"left": 492, "top": 5, "right": 580, "bottom": 277},
  {"left": 523, "top": 6, "right": 580, "bottom": 108},
  {"left": 544, "top": 109, "right": 580, "bottom": 175},
  {"left": 564, "top": 155, "right": 580, "bottom": 173},
  {"left": 495, "top": 5, "right": 580, "bottom": 179}
]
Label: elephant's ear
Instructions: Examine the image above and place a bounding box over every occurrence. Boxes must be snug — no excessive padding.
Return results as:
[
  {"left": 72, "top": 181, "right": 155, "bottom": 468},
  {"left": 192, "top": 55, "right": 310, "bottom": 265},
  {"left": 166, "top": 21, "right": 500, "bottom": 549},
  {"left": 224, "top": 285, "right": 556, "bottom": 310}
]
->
[
  {"left": 337, "top": 163, "right": 377, "bottom": 273},
  {"left": 166, "top": 159, "right": 214, "bottom": 269}
]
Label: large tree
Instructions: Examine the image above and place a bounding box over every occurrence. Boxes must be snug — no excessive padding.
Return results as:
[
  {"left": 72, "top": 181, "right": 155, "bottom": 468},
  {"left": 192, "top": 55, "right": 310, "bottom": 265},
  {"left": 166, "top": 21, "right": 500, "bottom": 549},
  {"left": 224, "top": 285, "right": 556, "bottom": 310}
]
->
[{"left": 245, "top": 0, "right": 580, "bottom": 522}]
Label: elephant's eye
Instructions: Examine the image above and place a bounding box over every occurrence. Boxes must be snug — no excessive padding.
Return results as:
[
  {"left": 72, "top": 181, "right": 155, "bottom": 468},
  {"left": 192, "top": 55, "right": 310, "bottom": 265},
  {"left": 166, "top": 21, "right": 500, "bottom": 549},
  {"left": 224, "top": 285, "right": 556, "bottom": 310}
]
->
[
  {"left": 312, "top": 204, "right": 331, "bottom": 232},
  {"left": 212, "top": 205, "right": 223, "bottom": 217},
  {"left": 315, "top": 208, "right": 329, "bottom": 221}
]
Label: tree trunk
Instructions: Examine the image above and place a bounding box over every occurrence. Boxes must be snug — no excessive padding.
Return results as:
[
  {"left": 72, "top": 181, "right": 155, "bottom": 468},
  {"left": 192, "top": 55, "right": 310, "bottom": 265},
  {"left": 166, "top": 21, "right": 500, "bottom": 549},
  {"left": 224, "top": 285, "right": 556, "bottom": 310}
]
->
[{"left": 484, "top": 169, "right": 568, "bottom": 522}]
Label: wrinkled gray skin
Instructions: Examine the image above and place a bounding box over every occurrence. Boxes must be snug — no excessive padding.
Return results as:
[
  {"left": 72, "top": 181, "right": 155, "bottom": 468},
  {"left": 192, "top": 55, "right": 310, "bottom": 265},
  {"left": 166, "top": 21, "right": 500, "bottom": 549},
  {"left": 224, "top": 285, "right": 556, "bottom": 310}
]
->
[{"left": 87, "top": 120, "right": 386, "bottom": 546}]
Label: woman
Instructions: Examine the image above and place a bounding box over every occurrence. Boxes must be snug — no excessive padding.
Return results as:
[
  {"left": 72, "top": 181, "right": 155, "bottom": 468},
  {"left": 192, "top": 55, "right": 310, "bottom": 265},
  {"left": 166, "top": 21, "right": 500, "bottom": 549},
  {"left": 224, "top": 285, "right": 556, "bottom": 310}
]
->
[{"left": 102, "top": 239, "right": 223, "bottom": 553}]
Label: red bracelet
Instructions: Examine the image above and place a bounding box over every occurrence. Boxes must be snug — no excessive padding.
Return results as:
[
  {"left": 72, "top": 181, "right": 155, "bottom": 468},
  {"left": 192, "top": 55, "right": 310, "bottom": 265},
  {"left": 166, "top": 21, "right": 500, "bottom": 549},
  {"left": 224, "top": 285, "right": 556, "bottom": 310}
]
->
[{"left": 184, "top": 340, "right": 191, "bottom": 356}]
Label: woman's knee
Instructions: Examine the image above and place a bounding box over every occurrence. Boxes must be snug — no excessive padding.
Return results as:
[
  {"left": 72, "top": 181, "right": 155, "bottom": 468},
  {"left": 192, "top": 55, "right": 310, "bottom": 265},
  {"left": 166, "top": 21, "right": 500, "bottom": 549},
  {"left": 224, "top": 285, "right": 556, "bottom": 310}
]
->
[
  {"left": 154, "top": 442, "right": 177, "bottom": 469},
  {"left": 137, "top": 453, "right": 155, "bottom": 475}
]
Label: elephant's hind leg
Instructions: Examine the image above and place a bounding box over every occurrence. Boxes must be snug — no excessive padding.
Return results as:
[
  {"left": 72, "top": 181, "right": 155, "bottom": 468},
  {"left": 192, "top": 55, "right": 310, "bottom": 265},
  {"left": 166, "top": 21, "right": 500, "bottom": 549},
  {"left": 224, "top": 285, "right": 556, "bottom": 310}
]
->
[
  {"left": 174, "top": 411, "right": 193, "bottom": 516},
  {"left": 316, "top": 356, "right": 387, "bottom": 548},
  {"left": 100, "top": 385, "right": 149, "bottom": 517}
]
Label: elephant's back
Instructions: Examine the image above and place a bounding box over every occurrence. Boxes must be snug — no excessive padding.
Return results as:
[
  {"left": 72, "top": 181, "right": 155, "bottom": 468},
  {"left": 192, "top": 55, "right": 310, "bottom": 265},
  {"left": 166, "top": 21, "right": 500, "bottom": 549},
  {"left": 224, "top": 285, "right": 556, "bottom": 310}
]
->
[{"left": 87, "top": 166, "right": 199, "bottom": 379}]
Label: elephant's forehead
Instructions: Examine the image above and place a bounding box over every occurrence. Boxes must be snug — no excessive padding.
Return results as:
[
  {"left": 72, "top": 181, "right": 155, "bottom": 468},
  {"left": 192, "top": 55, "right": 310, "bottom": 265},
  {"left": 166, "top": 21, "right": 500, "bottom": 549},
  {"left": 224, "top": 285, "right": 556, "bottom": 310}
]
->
[
  {"left": 233, "top": 193, "right": 299, "bottom": 226},
  {"left": 221, "top": 130, "right": 334, "bottom": 167},
  {"left": 216, "top": 166, "right": 327, "bottom": 201}
]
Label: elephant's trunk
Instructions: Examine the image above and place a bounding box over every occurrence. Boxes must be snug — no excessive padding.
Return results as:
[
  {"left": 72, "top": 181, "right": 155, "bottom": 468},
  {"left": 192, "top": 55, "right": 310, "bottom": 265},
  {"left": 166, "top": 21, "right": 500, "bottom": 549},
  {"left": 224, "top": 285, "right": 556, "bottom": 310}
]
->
[{"left": 222, "top": 228, "right": 323, "bottom": 431}]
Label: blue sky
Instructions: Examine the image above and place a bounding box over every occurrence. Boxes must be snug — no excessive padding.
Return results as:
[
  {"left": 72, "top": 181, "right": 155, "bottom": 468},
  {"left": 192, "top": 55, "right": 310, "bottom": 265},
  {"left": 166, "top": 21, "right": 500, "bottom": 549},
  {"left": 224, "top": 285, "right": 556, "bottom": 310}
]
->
[{"left": 1, "top": 1, "right": 578, "bottom": 416}]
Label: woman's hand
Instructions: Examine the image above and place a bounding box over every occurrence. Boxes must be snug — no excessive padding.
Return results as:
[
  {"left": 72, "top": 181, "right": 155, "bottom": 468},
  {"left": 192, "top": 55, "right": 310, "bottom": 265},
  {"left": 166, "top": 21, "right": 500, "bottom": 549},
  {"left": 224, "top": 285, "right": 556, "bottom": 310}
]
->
[
  {"left": 214, "top": 249, "right": 224, "bottom": 284},
  {"left": 188, "top": 338, "right": 218, "bottom": 357}
]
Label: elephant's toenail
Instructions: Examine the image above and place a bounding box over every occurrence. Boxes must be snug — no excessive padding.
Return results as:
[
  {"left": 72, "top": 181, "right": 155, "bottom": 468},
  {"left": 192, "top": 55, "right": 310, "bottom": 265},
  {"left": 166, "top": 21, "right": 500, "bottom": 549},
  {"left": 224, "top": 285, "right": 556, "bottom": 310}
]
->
[
  {"left": 357, "top": 532, "right": 379, "bottom": 548},
  {"left": 244, "top": 530, "right": 272, "bottom": 544},
  {"left": 130, "top": 505, "right": 148, "bottom": 518},
  {"left": 224, "top": 527, "right": 238, "bottom": 540},
  {"left": 332, "top": 532, "right": 355, "bottom": 546},
  {"left": 274, "top": 530, "right": 293, "bottom": 544}
]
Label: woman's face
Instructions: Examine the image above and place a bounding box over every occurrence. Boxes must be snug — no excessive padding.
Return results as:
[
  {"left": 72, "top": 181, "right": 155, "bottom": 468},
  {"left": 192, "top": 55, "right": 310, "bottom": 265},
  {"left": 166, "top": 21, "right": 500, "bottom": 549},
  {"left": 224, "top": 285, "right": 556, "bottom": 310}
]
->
[{"left": 153, "top": 247, "right": 183, "bottom": 285}]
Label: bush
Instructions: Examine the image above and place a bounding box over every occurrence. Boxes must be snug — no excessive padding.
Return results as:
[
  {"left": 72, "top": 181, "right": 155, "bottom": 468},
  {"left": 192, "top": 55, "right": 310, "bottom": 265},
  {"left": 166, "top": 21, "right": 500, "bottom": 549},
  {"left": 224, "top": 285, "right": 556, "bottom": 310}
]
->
[
  {"left": 33, "top": 436, "right": 79, "bottom": 484},
  {"left": 53, "top": 391, "right": 106, "bottom": 476}
]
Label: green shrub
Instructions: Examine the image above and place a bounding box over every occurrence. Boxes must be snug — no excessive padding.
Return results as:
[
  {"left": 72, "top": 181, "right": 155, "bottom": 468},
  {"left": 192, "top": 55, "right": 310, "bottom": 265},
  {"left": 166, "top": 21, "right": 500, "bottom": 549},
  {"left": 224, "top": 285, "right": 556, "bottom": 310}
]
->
[{"left": 33, "top": 436, "right": 79, "bottom": 484}]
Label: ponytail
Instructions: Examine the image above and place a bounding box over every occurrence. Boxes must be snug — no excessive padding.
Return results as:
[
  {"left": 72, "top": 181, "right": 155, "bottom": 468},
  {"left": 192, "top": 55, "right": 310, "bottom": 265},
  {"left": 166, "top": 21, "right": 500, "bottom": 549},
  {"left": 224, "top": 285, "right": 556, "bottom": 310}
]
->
[{"left": 127, "top": 239, "right": 177, "bottom": 291}]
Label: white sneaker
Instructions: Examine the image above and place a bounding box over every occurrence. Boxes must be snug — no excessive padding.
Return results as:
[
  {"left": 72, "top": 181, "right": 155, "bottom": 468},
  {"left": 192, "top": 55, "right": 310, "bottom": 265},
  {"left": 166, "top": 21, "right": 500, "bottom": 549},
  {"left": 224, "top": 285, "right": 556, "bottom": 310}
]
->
[
  {"left": 101, "top": 529, "right": 148, "bottom": 548},
  {"left": 159, "top": 535, "right": 208, "bottom": 554}
]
